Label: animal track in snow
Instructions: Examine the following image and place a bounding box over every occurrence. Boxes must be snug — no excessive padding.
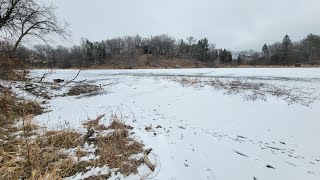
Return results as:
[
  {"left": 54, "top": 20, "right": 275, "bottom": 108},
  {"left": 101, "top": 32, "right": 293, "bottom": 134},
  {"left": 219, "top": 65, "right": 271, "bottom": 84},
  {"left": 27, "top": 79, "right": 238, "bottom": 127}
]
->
[{"left": 204, "top": 168, "right": 216, "bottom": 180}]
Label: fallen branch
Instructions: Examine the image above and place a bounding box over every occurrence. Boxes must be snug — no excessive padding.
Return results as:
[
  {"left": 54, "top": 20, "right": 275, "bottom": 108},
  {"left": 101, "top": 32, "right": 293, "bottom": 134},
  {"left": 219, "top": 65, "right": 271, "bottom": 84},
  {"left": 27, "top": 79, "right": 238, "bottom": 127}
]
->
[
  {"left": 62, "top": 69, "right": 82, "bottom": 87},
  {"left": 38, "top": 73, "right": 48, "bottom": 83}
]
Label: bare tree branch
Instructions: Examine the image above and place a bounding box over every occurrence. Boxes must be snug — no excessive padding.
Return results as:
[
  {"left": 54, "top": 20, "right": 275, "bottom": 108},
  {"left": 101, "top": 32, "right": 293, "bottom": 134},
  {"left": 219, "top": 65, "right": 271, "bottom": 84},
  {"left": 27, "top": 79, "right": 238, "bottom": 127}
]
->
[{"left": 0, "top": 0, "right": 70, "bottom": 54}]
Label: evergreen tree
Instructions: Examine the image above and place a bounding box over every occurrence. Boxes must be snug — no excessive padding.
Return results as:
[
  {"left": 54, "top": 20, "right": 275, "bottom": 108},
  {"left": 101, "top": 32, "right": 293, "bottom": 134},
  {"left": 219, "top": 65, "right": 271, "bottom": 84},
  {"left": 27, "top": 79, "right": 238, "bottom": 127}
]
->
[
  {"left": 281, "top": 35, "right": 294, "bottom": 64},
  {"left": 302, "top": 34, "right": 320, "bottom": 62},
  {"left": 196, "top": 38, "right": 209, "bottom": 62},
  {"left": 262, "top": 43, "right": 269, "bottom": 57},
  {"left": 219, "top": 49, "right": 232, "bottom": 64}
]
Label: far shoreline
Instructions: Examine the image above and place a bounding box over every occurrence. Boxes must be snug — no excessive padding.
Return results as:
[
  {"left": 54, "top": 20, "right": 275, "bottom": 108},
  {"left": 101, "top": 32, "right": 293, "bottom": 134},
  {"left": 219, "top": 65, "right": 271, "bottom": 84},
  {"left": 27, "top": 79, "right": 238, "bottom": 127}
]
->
[{"left": 27, "top": 64, "right": 320, "bottom": 70}]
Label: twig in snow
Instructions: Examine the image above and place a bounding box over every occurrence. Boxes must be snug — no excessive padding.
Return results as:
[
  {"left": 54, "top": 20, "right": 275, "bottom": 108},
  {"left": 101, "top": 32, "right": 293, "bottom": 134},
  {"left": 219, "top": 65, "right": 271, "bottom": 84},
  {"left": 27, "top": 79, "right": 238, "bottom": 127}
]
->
[
  {"left": 233, "top": 150, "right": 249, "bottom": 158},
  {"left": 38, "top": 73, "right": 48, "bottom": 83},
  {"left": 62, "top": 69, "right": 82, "bottom": 87}
]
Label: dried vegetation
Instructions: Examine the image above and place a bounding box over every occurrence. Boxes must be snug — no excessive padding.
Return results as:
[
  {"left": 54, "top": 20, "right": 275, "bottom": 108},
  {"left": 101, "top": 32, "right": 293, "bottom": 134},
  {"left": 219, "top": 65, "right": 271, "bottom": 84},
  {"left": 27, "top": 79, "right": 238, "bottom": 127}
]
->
[
  {"left": 67, "top": 84, "right": 102, "bottom": 96},
  {"left": 0, "top": 89, "right": 154, "bottom": 179},
  {"left": 173, "top": 77, "right": 319, "bottom": 106}
]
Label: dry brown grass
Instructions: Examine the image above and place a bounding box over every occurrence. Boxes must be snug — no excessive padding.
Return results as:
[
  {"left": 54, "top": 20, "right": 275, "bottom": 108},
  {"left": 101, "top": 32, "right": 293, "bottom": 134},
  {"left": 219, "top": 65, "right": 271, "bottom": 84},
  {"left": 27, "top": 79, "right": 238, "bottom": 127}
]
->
[
  {"left": 82, "top": 115, "right": 147, "bottom": 176},
  {"left": 83, "top": 114, "right": 107, "bottom": 131},
  {"left": 178, "top": 77, "right": 200, "bottom": 87},
  {"left": 44, "top": 130, "right": 82, "bottom": 149},
  {"left": 22, "top": 115, "right": 39, "bottom": 133},
  {"left": 0, "top": 91, "right": 81, "bottom": 179},
  {"left": 87, "top": 54, "right": 206, "bottom": 69},
  {"left": 0, "top": 97, "right": 151, "bottom": 180},
  {"left": 94, "top": 119, "right": 144, "bottom": 176},
  {"left": 0, "top": 85, "right": 152, "bottom": 179},
  {"left": 0, "top": 125, "right": 91, "bottom": 179},
  {"left": 0, "top": 91, "right": 44, "bottom": 126},
  {"left": 67, "top": 84, "right": 102, "bottom": 96},
  {"left": 107, "top": 118, "right": 134, "bottom": 130},
  {"left": 173, "top": 77, "right": 318, "bottom": 106}
]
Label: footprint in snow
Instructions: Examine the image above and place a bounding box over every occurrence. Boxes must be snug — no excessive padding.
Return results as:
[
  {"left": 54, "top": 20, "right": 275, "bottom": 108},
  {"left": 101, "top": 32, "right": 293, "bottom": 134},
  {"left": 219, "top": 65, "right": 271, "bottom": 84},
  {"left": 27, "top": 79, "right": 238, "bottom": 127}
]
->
[{"left": 204, "top": 168, "right": 216, "bottom": 180}]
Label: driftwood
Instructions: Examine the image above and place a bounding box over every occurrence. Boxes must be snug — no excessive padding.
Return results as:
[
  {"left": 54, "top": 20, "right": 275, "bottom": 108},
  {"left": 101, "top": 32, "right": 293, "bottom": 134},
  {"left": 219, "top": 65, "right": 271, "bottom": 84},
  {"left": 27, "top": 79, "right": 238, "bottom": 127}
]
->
[{"left": 143, "top": 148, "right": 155, "bottom": 171}]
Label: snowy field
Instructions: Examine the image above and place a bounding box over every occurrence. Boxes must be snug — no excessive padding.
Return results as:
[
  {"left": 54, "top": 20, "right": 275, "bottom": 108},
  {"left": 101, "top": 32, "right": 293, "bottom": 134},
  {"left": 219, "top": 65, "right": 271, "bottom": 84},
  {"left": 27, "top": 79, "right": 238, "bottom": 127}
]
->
[{"left": 31, "top": 68, "right": 320, "bottom": 180}]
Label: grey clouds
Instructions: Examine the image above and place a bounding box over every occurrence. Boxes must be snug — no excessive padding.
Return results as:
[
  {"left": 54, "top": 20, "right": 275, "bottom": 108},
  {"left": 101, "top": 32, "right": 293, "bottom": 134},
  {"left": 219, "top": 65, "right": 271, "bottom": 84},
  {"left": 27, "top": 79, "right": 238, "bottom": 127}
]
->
[{"left": 48, "top": 0, "right": 320, "bottom": 51}]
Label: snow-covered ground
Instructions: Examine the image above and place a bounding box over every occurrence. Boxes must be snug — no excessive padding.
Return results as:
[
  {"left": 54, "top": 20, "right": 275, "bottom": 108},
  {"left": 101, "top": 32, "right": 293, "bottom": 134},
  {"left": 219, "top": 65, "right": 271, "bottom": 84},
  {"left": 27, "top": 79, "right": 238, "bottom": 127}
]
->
[{"left": 31, "top": 68, "right": 320, "bottom": 180}]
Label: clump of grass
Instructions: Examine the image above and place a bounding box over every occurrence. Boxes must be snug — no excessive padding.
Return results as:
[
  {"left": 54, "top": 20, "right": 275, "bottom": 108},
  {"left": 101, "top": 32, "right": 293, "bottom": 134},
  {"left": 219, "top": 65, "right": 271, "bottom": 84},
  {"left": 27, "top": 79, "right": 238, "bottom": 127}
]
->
[
  {"left": 107, "top": 118, "right": 134, "bottom": 130},
  {"left": 0, "top": 127, "right": 87, "bottom": 179},
  {"left": 67, "top": 84, "right": 102, "bottom": 96},
  {"left": 0, "top": 90, "right": 44, "bottom": 126},
  {"left": 44, "top": 130, "right": 82, "bottom": 149},
  {"left": 81, "top": 115, "right": 147, "bottom": 176},
  {"left": 21, "top": 115, "right": 39, "bottom": 135},
  {"left": 83, "top": 114, "right": 107, "bottom": 131},
  {"left": 94, "top": 118, "right": 144, "bottom": 176},
  {"left": 175, "top": 77, "right": 200, "bottom": 87}
]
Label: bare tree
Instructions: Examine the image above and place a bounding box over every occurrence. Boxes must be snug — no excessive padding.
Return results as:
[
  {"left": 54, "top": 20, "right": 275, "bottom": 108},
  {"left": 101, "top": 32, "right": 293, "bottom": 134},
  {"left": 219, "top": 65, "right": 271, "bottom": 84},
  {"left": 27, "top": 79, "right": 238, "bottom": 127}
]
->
[
  {"left": 0, "top": 0, "right": 69, "bottom": 54},
  {"left": 0, "top": 0, "right": 22, "bottom": 31}
]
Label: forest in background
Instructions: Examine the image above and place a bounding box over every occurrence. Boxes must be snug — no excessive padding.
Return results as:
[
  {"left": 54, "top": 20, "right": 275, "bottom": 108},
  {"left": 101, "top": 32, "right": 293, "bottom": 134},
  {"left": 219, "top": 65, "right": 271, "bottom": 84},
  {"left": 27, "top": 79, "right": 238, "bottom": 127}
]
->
[
  {"left": 1, "top": 0, "right": 320, "bottom": 69},
  {"left": 5, "top": 33, "right": 320, "bottom": 69}
]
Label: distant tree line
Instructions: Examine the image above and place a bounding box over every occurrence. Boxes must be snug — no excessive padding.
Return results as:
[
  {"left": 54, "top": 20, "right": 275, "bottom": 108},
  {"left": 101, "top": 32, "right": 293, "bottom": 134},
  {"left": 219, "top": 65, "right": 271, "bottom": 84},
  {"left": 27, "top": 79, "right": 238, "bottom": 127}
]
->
[
  {"left": 237, "top": 34, "right": 320, "bottom": 66},
  {"left": 13, "top": 33, "right": 319, "bottom": 68},
  {"left": 1, "top": 1, "right": 320, "bottom": 68},
  {"left": 3, "top": 33, "right": 320, "bottom": 68},
  {"left": 10, "top": 34, "right": 235, "bottom": 68}
]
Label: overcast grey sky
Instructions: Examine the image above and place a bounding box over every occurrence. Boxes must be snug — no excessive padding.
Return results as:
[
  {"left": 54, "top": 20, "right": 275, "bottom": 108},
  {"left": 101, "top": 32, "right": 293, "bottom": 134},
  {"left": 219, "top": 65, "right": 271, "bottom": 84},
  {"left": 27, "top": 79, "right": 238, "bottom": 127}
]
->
[{"left": 48, "top": 0, "right": 320, "bottom": 51}]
